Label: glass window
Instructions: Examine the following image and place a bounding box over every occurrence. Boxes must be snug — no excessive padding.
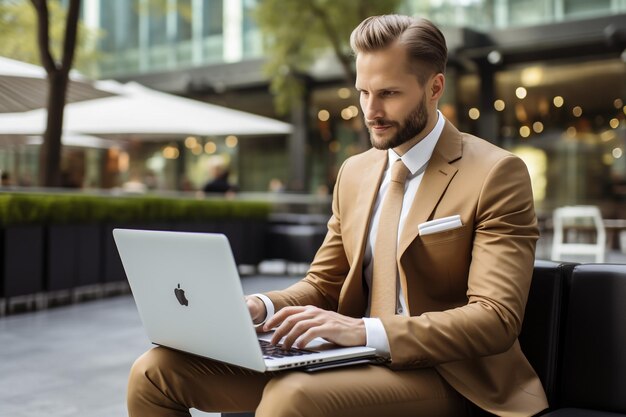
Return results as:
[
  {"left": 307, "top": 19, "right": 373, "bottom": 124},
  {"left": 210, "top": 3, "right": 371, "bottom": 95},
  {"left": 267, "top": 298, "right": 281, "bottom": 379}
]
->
[
  {"left": 507, "top": 0, "right": 553, "bottom": 26},
  {"left": 243, "top": 0, "right": 262, "bottom": 57},
  {"left": 116, "top": 0, "right": 140, "bottom": 50},
  {"left": 149, "top": 8, "right": 167, "bottom": 46},
  {"left": 563, "top": 0, "right": 612, "bottom": 17},
  {"left": 98, "top": 0, "right": 116, "bottom": 52},
  {"left": 177, "top": 0, "right": 192, "bottom": 41},
  {"left": 402, "top": 0, "right": 625, "bottom": 30},
  {"left": 203, "top": 0, "right": 223, "bottom": 36},
  {"left": 97, "top": 0, "right": 140, "bottom": 75}
]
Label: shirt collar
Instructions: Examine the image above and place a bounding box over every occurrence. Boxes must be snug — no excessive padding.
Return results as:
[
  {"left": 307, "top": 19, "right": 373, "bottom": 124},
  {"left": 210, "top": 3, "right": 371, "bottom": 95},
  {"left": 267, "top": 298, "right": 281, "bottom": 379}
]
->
[{"left": 387, "top": 109, "right": 445, "bottom": 176}]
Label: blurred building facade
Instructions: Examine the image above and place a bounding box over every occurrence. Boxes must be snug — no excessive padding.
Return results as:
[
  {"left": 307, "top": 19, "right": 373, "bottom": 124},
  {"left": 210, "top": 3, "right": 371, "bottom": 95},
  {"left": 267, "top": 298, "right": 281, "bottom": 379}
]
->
[{"left": 3, "top": 0, "right": 624, "bottom": 217}]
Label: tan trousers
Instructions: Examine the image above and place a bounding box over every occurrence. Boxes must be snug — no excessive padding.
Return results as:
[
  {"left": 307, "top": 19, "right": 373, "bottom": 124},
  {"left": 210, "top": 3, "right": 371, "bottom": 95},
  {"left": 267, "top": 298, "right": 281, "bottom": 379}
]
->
[{"left": 128, "top": 347, "right": 470, "bottom": 417}]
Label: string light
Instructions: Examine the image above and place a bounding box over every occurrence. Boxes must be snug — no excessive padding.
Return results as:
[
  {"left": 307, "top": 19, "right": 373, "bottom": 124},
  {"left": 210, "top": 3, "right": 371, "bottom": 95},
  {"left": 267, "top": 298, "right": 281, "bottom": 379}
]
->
[
  {"left": 184, "top": 136, "right": 198, "bottom": 148},
  {"left": 519, "top": 126, "right": 531, "bottom": 138},
  {"left": 318, "top": 110, "right": 330, "bottom": 121},
  {"left": 204, "top": 141, "right": 217, "bottom": 154},
  {"left": 163, "top": 146, "right": 179, "bottom": 159},
  {"left": 553, "top": 96, "right": 564, "bottom": 108},
  {"left": 612, "top": 148, "right": 623, "bottom": 159},
  {"left": 337, "top": 88, "right": 351, "bottom": 99},
  {"left": 225, "top": 135, "right": 238, "bottom": 148}
]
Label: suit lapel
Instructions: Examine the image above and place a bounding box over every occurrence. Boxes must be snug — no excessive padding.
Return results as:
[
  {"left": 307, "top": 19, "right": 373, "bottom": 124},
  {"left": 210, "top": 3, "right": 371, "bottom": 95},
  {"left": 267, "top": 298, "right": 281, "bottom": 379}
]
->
[
  {"left": 352, "top": 150, "right": 387, "bottom": 263},
  {"left": 398, "top": 120, "right": 463, "bottom": 256},
  {"left": 337, "top": 150, "right": 386, "bottom": 317}
]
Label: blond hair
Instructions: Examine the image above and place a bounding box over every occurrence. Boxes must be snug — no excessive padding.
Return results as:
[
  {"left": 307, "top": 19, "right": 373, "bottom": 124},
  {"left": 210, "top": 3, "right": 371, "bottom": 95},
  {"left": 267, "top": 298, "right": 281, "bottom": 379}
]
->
[{"left": 350, "top": 15, "right": 447, "bottom": 84}]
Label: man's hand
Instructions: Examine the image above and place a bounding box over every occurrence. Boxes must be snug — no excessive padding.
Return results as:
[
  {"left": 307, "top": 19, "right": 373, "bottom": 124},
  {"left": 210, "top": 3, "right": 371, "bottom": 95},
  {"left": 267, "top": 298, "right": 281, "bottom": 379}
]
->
[
  {"left": 245, "top": 296, "right": 267, "bottom": 327},
  {"left": 264, "top": 305, "right": 366, "bottom": 350}
]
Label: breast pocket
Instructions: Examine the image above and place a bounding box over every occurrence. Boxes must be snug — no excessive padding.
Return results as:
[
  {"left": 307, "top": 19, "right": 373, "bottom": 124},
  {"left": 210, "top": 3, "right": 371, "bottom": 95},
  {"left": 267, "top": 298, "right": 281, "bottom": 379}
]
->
[{"left": 403, "top": 225, "right": 473, "bottom": 300}]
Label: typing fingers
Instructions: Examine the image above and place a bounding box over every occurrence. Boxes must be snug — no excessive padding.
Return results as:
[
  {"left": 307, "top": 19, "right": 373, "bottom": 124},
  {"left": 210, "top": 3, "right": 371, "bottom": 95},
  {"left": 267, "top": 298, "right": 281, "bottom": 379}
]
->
[
  {"left": 292, "top": 311, "right": 367, "bottom": 348},
  {"left": 265, "top": 306, "right": 325, "bottom": 346}
]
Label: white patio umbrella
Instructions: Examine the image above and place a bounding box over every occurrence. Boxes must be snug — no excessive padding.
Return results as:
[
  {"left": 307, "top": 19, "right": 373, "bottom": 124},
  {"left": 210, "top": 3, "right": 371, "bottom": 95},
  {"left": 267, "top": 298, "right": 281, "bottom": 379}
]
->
[
  {"left": 0, "top": 56, "right": 114, "bottom": 113},
  {"left": 0, "top": 133, "right": 119, "bottom": 149},
  {"left": 0, "top": 80, "right": 292, "bottom": 137}
]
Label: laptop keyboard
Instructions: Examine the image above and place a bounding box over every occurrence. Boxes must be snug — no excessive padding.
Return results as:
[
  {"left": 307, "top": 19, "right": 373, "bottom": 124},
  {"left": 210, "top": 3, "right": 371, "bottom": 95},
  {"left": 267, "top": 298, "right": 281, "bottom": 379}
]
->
[{"left": 259, "top": 339, "right": 315, "bottom": 360}]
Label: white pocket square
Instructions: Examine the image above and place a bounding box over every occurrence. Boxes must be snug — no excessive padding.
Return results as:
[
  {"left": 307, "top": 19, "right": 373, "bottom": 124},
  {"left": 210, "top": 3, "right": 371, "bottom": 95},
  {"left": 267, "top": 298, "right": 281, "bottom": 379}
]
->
[{"left": 418, "top": 215, "right": 463, "bottom": 236}]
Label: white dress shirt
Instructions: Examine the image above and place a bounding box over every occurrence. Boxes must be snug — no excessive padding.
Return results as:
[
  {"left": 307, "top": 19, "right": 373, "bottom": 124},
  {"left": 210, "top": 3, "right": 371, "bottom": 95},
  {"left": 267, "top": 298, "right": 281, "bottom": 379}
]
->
[{"left": 253, "top": 110, "right": 445, "bottom": 355}]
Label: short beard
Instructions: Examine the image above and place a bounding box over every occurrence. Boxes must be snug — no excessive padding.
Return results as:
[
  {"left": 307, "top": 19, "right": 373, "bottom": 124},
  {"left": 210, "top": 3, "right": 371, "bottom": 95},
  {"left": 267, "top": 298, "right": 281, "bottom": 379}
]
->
[{"left": 367, "top": 95, "right": 429, "bottom": 150}]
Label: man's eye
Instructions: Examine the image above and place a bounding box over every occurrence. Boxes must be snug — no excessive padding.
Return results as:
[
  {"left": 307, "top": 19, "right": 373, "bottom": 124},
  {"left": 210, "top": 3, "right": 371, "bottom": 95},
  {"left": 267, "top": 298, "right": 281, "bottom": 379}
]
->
[{"left": 381, "top": 91, "right": 396, "bottom": 97}]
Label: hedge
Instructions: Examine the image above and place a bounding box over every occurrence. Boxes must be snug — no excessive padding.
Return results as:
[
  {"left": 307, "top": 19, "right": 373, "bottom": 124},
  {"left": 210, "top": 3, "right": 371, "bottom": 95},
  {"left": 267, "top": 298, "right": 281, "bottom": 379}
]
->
[{"left": 0, "top": 193, "right": 271, "bottom": 226}]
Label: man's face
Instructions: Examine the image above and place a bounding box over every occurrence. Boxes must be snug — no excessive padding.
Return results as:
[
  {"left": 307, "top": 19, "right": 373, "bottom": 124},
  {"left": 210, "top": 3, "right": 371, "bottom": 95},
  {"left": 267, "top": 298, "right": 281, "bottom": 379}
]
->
[{"left": 355, "top": 43, "right": 432, "bottom": 150}]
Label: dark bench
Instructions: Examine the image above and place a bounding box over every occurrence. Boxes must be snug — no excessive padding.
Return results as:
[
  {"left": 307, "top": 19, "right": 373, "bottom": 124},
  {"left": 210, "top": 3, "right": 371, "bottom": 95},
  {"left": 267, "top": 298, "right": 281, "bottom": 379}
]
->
[
  {"left": 519, "top": 260, "right": 576, "bottom": 408},
  {"left": 223, "top": 261, "right": 626, "bottom": 416},
  {"left": 542, "top": 263, "right": 626, "bottom": 416}
]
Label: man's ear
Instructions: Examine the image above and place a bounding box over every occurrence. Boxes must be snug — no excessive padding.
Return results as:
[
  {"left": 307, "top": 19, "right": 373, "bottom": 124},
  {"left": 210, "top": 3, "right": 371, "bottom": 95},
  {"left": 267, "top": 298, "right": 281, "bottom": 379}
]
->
[{"left": 429, "top": 73, "right": 445, "bottom": 101}]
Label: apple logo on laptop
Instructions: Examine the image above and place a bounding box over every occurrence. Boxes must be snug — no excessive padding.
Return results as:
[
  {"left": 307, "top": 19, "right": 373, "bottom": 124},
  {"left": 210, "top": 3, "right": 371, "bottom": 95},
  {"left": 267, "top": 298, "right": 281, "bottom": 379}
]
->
[{"left": 174, "top": 284, "right": 189, "bottom": 306}]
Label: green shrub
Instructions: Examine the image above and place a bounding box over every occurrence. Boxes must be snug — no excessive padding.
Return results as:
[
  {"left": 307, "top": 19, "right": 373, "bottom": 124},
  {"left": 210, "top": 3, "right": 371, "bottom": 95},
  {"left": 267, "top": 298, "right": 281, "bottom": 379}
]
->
[{"left": 0, "top": 193, "right": 271, "bottom": 226}]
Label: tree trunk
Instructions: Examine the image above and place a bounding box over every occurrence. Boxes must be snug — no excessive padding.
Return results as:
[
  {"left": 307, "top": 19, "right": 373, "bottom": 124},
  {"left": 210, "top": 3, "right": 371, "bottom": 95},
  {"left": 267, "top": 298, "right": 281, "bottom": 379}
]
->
[
  {"left": 32, "top": 0, "right": 81, "bottom": 187},
  {"left": 40, "top": 72, "right": 68, "bottom": 187}
]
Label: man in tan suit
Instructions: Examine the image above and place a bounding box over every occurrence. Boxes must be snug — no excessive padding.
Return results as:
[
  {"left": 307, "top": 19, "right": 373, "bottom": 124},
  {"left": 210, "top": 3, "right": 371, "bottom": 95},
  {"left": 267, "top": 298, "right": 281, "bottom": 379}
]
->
[{"left": 128, "top": 15, "right": 548, "bottom": 417}]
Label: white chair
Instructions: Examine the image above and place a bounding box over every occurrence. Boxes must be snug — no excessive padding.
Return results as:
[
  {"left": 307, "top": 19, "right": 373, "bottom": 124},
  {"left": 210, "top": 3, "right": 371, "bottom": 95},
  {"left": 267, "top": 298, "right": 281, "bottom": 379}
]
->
[{"left": 551, "top": 205, "right": 606, "bottom": 263}]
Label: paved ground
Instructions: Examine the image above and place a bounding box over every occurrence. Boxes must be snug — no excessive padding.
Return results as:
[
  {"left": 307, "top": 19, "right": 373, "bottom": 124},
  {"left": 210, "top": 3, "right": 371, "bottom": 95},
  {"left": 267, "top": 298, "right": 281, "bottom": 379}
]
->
[{"left": 0, "top": 274, "right": 300, "bottom": 417}]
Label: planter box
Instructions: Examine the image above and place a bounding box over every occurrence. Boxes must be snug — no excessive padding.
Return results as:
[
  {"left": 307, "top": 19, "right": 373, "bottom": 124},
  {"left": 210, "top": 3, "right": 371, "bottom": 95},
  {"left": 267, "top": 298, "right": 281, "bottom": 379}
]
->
[
  {"left": 46, "top": 225, "right": 77, "bottom": 291},
  {"left": 1, "top": 225, "right": 44, "bottom": 298},
  {"left": 0, "top": 194, "right": 272, "bottom": 305},
  {"left": 76, "top": 224, "right": 103, "bottom": 287},
  {"left": 45, "top": 224, "right": 103, "bottom": 291}
]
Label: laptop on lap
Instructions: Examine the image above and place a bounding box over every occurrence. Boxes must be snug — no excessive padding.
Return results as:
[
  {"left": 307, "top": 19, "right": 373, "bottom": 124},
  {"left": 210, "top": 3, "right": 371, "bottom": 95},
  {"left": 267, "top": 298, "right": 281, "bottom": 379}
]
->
[{"left": 113, "top": 228, "right": 377, "bottom": 372}]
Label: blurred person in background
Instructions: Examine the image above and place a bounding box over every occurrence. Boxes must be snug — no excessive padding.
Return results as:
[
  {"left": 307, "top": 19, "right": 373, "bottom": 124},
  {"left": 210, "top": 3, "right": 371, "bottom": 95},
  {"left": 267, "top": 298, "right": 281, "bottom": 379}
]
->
[
  {"left": 268, "top": 177, "right": 285, "bottom": 193},
  {"left": 1, "top": 171, "right": 12, "bottom": 187},
  {"left": 122, "top": 169, "right": 148, "bottom": 194},
  {"left": 202, "top": 156, "right": 237, "bottom": 195}
]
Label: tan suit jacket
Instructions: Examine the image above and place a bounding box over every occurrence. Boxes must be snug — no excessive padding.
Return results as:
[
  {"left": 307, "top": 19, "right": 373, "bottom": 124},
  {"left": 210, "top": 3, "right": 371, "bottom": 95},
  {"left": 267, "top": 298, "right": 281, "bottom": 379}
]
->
[{"left": 266, "top": 120, "right": 549, "bottom": 417}]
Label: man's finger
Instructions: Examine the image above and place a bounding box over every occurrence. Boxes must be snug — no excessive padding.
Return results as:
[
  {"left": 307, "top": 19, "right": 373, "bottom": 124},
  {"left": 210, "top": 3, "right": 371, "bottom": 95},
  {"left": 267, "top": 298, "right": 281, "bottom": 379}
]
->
[
  {"left": 294, "top": 325, "right": 328, "bottom": 349},
  {"left": 280, "top": 318, "right": 322, "bottom": 349},
  {"left": 264, "top": 306, "right": 305, "bottom": 330},
  {"left": 269, "top": 309, "right": 314, "bottom": 345}
]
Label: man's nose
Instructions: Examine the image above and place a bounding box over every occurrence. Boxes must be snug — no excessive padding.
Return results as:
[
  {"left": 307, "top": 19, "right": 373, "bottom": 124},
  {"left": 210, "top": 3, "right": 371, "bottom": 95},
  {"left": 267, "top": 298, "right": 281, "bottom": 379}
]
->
[{"left": 362, "top": 97, "right": 384, "bottom": 122}]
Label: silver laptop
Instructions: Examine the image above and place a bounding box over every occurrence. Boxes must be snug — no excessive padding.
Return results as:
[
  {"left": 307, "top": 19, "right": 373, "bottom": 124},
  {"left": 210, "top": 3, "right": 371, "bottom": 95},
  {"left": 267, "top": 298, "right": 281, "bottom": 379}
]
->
[{"left": 113, "top": 228, "right": 377, "bottom": 372}]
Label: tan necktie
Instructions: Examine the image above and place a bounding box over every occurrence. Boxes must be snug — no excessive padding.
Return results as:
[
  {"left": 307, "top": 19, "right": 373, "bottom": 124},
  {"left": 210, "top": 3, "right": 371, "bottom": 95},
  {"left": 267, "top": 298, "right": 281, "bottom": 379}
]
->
[{"left": 370, "top": 159, "right": 410, "bottom": 317}]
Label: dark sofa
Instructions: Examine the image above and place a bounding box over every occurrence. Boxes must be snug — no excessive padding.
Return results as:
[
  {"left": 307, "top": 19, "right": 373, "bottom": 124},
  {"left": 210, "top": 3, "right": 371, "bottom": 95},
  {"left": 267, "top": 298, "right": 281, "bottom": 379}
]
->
[
  {"left": 538, "top": 262, "right": 626, "bottom": 416},
  {"left": 223, "top": 261, "right": 626, "bottom": 417}
]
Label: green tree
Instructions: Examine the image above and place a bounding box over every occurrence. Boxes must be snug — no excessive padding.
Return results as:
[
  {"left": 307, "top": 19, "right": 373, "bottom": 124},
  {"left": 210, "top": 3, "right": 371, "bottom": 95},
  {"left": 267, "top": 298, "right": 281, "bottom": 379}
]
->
[
  {"left": 0, "top": 0, "right": 99, "bottom": 187},
  {"left": 0, "top": 0, "right": 100, "bottom": 76},
  {"left": 254, "top": 0, "right": 402, "bottom": 115}
]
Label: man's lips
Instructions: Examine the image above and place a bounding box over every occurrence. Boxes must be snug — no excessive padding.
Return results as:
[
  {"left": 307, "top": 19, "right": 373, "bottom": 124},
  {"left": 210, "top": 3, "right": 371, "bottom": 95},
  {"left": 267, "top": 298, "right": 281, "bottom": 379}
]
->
[
  {"left": 371, "top": 125, "right": 392, "bottom": 133},
  {"left": 367, "top": 119, "right": 395, "bottom": 132}
]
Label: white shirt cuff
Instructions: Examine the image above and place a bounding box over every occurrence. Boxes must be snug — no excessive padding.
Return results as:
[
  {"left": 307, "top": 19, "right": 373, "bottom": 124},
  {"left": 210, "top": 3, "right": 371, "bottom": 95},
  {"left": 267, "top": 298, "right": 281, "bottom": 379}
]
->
[
  {"left": 250, "top": 293, "right": 275, "bottom": 329},
  {"left": 363, "top": 317, "right": 391, "bottom": 356}
]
